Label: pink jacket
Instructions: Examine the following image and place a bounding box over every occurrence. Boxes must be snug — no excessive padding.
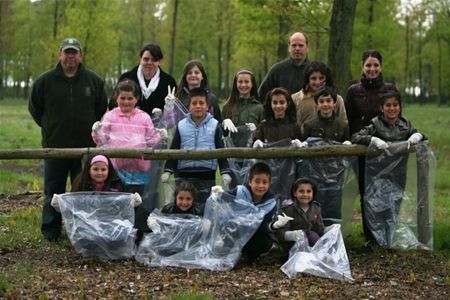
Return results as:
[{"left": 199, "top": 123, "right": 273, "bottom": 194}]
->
[{"left": 92, "top": 108, "right": 161, "bottom": 172}]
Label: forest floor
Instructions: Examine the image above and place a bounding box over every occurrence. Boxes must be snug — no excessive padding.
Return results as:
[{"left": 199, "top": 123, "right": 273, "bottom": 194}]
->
[{"left": 0, "top": 193, "right": 449, "bottom": 299}]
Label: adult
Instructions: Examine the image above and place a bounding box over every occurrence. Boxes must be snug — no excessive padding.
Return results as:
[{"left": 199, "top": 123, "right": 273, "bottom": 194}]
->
[
  {"left": 175, "top": 60, "right": 222, "bottom": 122},
  {"left": 258, "top": 32, "right": 310, "bottom": 101},
  {"left": 29, "top": 38, "right": 108, "bottom": 241},
  {"left": 109, "top": 43, "right": 177, "bottom": 117},
  {"left": 345, "top": 49, "right": 397, "bottom": 243}
]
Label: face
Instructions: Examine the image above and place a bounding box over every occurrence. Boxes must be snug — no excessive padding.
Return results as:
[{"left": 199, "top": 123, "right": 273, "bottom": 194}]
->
[
  {"left": 308, "top": 71, "right": 326, "bottom": 92},
  {"left": 175, "top": 191, "right": 194, "bottom": 212},
  {"left": 140, "top": 50, "right": 160, "bottom": 79},
  {"left": 186, "top": 65, "right": 204, "bottom": 89},
  {"left": 363, "top": 56, "right": 381, "bottom": 79},
  {"left": 317, "top": 95, "right": 336, "bottom": 118},
  {"left": 60, "top": 49, "right": 81, "bottom": 74},
  {"left": 249, "top": 173, "right": 270, "bottom": 201},
  {"left": 89, "top": 162, "right": 109, "bottom": 183},
  {"left": 381, "top": 97, "right": 401, "bottom": 123},
  {"left": 117, "top": 91, "right": 138, "bottom": 114},
  {"left": 294, "top": 183, "right": 314, "bottom": 207},
  {"left": 288, "top": 33, "right": 308, "bottom": 63},
  {"left": 236, "top": 74, "right": 253, "bottom": 98},
  {"left": 189, "top": 96, "right": 209, "bottom": 122},
  {"left": 271, "top": 94, "right": 288, "bottom": 119}
]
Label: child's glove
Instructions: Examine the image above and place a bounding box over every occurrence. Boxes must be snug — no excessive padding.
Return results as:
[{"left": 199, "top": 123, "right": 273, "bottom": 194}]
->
[
  {"left": 131, "top": 192, "right": 142, "bottom": 207},
  {"left": 284, "top": 230, "right": 305, "bottom": 242},
  {"left": 222, "top": 174, "right": 232, "bottom": 190},
  {"left": 342, "top": 140, "right": 352, "bottom": 145},
  {"left": 272, "top": 213, "right": 294, "bottom": 229},
  {"left": 245, "top": 123, "right": 256, "bottom": 132},
  {"left": 253, "top": 139, "right": 264, "bottom": 148},
  {"left": 370, "top": 137, "right": 389, "bottom": 149},
  {"left": 211, "top": 185, "right": 224, "bottom": 200},
  {"left": 50, "top": 193, "right": 62, "bottom": 212},
  {"left": 291, "top": 139, "right": 308, "bottom": 148},
  {"left": 407, "top": 133, "right": 423, "bottom": 145},
  {"left": 164, "top": 86, "right": 177, "bottom": 110},
  {"left": 156, "top": 128, "right": 168, "bottom": 140},
  {"left": 152, "top": 108, "right": 162, "bottom": 118},
  {"left": 161, "top": 172, "right": 172, "bottom": 183},
  {"left": 222, "top": 119, "right": 238, "bottom": 133},
  {"left": 92, "top": 121, "right": 102, "bottom": 133},
  {"left": 147, "top": 216, "right": 159, "bottom": 231}
]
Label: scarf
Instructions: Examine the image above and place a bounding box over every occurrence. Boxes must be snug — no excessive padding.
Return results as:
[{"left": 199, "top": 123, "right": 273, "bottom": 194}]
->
[{"left": 137, "top": 65, "right": 160, "bottom": 99}]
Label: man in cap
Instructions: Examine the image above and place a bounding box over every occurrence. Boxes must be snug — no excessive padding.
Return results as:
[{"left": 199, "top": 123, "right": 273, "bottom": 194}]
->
[{"left": 29, "top": 37, "right": 108, "bottom": 241}]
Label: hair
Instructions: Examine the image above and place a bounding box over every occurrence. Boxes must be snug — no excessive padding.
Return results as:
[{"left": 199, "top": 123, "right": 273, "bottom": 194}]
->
[
  {"left": 362, "top": 49, "right": 382, "bottom": 66},
  {"left": 176, "top": 60, "right": 209, "bottom": 99},
  {"left": 139, "top": 43, "right": 163, "bottom": 61},
  {"left": 380, "top": 91, "right": 402, "bottom": 109},
  {"left": 114, "top": 79, "right": 141, "bottom": 99},
  {"left": 249, "top": 162, "right": 271, "bottom": 181},
  {"left": 174, "top": 181, "right": 197, "bottom": 202},
  {"left": 263, "top": 87, "right": 297, "bottom": 122},
  {"left": 71, "top": 154, "right": 123, "bottom": 192},
  {"left": 188, "top": 87, "right": 209, "bottom": 105},
  {"left": 302, "top": 61, "right": 334, "bottom": 92},
  {"left": 313, "top": 86, "right": 337, "bottom": 103},
  {"left": 288, "top": 32, "right": 309, "bottom": 46},
  {"left": 222, "top": 70, "right": 259, "bottom": 119},
  {"left": 291, "top": 177, "right": 317, "bottom": 201}
]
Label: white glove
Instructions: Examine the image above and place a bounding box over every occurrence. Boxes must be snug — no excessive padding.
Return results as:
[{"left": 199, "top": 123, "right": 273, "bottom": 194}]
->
[
  {"left": 370, "top": 136, "right": 389, "bottom": 150},
  {"left": 272, "top": 213, "right": 294, "bottom": 229},
  {"left": 92, "top": 121, "right": 102, "bottom": 133},
  {"left": 222, "top": 119, "right": 238, "bottom": 133},
  {"left": 253, "top": 139, "right": 264, "bottom": 148},
  {"left": 152, "top": 108, "right": 162, "bottom": 118},
  {"left": 131, "top": 192, "right": 142, "bottom": 207},
  {"left": 407, "top": 133, "right": 423, "bottom": 145},
  {"left": 161, "top": 172, "right": 171, "bottom": 183},
  {"left": 156, "top": 128, "right": 168, "bottom": 140},
  {"left": 284, "top": 230, "right": 305, "bottom": 242},
  {"left": 164, "top": 86, "right": 177, "bottom": 110},
  {"left": 147, "top": 216, "right": 159, "bottom": 231},
  {"left": 291, "top": 139, "right": 308, "bottom": 148},
  {"left": 222, "top": 174, "right": 232, "bottom": 190},
  {"left": 211, "top": 185, "right": 224, "bottom": 200},
  {"left": 245, "top": 123, "right": 256, "bottom": 132},
  {"left": 342, "top": 140, "right": 352, "bottom": 145},
  {"left": 50, "top": 194, "right": 62, "bottom": 212}
]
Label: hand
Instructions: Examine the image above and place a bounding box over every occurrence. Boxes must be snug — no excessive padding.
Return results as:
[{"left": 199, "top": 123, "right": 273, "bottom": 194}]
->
[
  {"left": 147, "top": 216, "right": 158, "bottom": 231},
  {"left": 342, "top": 140, "right": 352, "bottom": 145},
  {"left": 291, "top": 139, "right": 308, "bottom": 148},
  {"left": 92, "top": 121, "right": 102, "bottom": 133},
  {"left": 152, "top": 108, "right": 162, "bottom": 118},
  {"left": 222, "top": 174, "right": 232, "bottom": 190},
  {"left": 131, "top": 192, "right": 142, "bottom": 207},
  {"left": 370, "top": 137, "right": 388, "bottom": 149},
  {"left": 211, "top": 185, "right": 224, "bottom": 200},
  {"left": 253, "top": 139, "right": 264, "bottom": 148},
  {"left": 272, "top": 213, "right": 294, "bottom": 229},
  {"left": 157, "top": 128, "right": 168, "bottom": 140},
  {"left": 50, "top": 193, "right": 62, "bottom": 212},
  {"left": 284, "top": 230, "right": 305, "bottom": 242},
  {"left": 222, "top": 119, "right": 238, "bottom": 133},
  {"left": 245, "top": 123, "right": 256, "bottom": 132},
  {"left": 164, "top": 86, "right": 177, "bottom": 110},
  {"left": 161, "top": 172, "right": 171, "bottom": 183},
  {"left": 407, "top": 133, "right": 423, "bottom": 145}
]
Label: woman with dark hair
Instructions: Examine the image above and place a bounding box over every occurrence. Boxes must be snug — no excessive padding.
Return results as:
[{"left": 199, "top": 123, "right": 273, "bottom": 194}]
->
[
  {"left": 109, "top": 43, "right": 177, "bottom": 118},
  {"left": 291, "top": 61, "right": 347, "bottom": 130},
  {"left": 175, "top": 60, "right": 221, "bottom": 122},
  {"left": 345, "top": 49, "right": 398, "bottom": 243}
]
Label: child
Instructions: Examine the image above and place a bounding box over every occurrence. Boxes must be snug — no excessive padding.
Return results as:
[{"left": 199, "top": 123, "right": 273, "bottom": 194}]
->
[
  {"left": 272, "top": 178, "right": 324, "bottom": 260},
  {"left": 253, "top": 87, "right": 302, "bottom": 146},
  {"left": 161, "top": 87, "right": 232, "bottom": 203},
  {"left": 71, "top": 154, "right": 124, "bottom": 192},
  {"left": 175, "top": 60, "right": 222, "bottom": 122},
  {"left": 291, "top": 61, "right": 347, "bottom": 131},
  {"left": 222, "top": 70, "right": 264, "bottom": 147},
  {"left": 161, "top": 181, "right": 203, "bottom": 215},
  {"left": 225, "top": 162, "right": 277, "bottom": 263}
]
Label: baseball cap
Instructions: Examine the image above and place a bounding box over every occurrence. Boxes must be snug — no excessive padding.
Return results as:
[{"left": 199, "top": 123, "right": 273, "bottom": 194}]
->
[{"left": 60, "top": 38, "right": 82, "bottom": 52}]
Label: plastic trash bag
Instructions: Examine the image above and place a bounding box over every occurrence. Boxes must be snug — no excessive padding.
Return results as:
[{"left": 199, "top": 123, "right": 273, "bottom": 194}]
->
[
  {"left": 364, "top": 141, "right": 435, "bottom": 249},
  {"left": 281, "top": 224, "right": 353, "bottom": 281},
  {"left": 135, "top": 192, "right": 265, "bottom": 271},
  {"left": 295, "top": 138, "right": 358, "bottom": 232},
  {"left": 57, "top": 192, "right": 137, "bottom": 261}
]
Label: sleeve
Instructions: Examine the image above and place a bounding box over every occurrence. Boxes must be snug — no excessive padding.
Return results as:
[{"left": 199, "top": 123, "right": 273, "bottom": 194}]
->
[
  {"left": 164, "top": 126, "right": 181, "bottom": 172},
  {"left": 351, "top": 123, "right": 376, "bottom": 145},
  {"left": 208, "top": 93, "right": 222, "bottom": 123},
  {"left": 253, "top": 122, "right": 264, "bottom": 142},
  {"left": 215, "top": 124, "right": 230, "bottom": 174},
  {"left": 260, "top": 204, "right": 277, "bottom": 233},
  {"left": 258, "top": 68, "right": 276, "bottom": 102},
  {"left": 28, "top": 78, "right": 44, "bottom": 127},
  {"left": 344, "top": 88, "right": 354, "bottom": 126},
  {"left": 336, "top": 94, "right": 348, "bottom": 125},
  {"left": 312, "top": 206, "right": 325, "bottom": 236},
  {"left": 95, "top": 78, "right": 108, "bottom": 121},
  {"left": 301, "top": 122, "right": 312, "bottom": 141}
]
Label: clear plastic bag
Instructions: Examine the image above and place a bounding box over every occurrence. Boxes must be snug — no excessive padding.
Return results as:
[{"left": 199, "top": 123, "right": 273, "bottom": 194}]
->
[
  {"left": 281, "top": 224, "right": 353, "bottom": 281},
  {"left": 57, "top": 192, "right": 137, "bottom": 261}
]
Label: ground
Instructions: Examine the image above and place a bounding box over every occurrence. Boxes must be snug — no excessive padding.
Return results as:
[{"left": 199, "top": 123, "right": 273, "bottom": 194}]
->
[{"left": 0, "top": 193, "right": 449, "bottom": 299}]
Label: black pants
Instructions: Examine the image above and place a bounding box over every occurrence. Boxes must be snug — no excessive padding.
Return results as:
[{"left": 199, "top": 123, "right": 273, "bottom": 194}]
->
[{"left": 242, "top": 225, "right": 274, "bottom": 260}]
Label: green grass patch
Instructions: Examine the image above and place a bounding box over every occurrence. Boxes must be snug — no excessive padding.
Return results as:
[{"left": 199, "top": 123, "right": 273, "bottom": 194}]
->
[
  {"left": 167, "top": 291, "right": 215, "bottom": 300},
  {"left": 0, "top": 207, "right": 43, "bottom": 248}
]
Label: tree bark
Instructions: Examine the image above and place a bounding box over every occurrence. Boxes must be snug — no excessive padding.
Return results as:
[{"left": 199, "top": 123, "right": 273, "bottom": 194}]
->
[{"left": 168, "top": 0, "right": 179, "bottom": 75}]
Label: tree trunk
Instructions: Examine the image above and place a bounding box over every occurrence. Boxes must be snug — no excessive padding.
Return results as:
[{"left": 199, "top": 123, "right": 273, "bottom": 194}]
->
[
  {"left": 327, "top": 0, "right": 358, "bottom": 96},
  {"left": 276, "top": 0, "right": 289, "bottom": 60},
  {"left": 168, "top": 0, "right": 179, "bottom": 75}
]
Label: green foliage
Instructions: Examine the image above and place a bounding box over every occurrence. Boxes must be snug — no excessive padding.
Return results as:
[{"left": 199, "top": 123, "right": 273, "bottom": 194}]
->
[{"left": 167, "top": 291, "right": 215, "bottom": 300}]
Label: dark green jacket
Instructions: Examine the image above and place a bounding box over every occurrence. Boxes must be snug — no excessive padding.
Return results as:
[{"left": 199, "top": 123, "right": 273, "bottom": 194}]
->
[{"left": 29, "top": 62, "right": 107, "bottom": 148}]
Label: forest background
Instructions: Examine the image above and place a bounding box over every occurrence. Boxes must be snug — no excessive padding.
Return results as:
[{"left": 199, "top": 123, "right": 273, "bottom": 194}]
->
[{"left": 0, "top": 0, "right": 449, "bottom": 103}]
